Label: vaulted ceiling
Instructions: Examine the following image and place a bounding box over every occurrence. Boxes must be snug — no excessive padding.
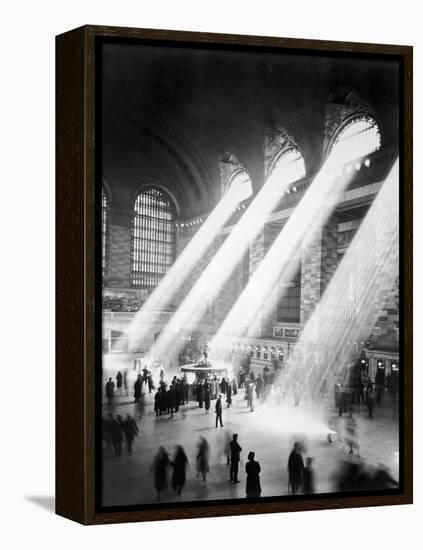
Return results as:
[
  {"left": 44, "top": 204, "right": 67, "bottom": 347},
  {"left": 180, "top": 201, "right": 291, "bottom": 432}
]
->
[{"left": 101, "top": 41, "right": 400, "bottom": 217}]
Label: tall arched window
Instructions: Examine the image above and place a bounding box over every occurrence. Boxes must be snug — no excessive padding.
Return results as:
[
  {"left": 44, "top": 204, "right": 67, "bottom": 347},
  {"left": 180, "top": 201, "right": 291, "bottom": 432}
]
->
[
  {"left": 330, "top": 115, "right": 381, "bottom": 159},
  {"left": 277, "top": 266, "right": 301, "bottom": 323},
  {"left": 102, "top": 187, "right": 110, "bottom": 278},
  {"left": 131, "top": 187, "right": 176, "bottom": 290},
  {"left": 271, "top": 147, "right": 305, "bottom": 323}
]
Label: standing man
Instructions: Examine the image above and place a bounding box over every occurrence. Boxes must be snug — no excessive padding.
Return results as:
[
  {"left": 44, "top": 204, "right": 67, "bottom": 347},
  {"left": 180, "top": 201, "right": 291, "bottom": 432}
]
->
[
  {"left": 204, "top": 384, "right": 211, "bottom": 414},
  {"left": 123, "top": 369, "right": 129, "bottom": 396},
  {"left": 255, "top": 374, "right": 263, "bottom": 400},
  {"left": 226, "top": 383, "right": 232, "bottom": 408},
  {"left": 142, "top": 365, "right": 149, "bottom": 387},
  {"left": 245, "top": 451, "right": 261, "bottom": 498},
  {"left": 133, "top": 374, "right": 142, "bottom": 403},
  {"left": 105, "top": 377, "right": 115, "bottom": 406},
  {"left": 287, "top": 441, "right": 304, "bottom": 495},
  {"left": 230, "top": 434, "right": 242, "bottom": 483},
  {"left": 215, "top": 395, "right": 224, "bottom": 427},
  {"left": 116, "top": 370, "right": 123, "bottom": 396}
]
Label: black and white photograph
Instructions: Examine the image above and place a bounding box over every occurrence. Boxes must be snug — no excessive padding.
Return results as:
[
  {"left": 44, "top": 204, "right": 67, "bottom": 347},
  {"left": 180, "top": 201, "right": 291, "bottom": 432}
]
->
[{"left": 99, "top": 39, "right": 403, "bottom": 510}]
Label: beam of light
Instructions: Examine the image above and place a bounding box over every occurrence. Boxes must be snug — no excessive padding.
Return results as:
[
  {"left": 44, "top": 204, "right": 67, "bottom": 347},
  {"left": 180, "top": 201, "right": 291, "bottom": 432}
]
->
[
  {"left": 231, "top": 402, "right": 336, "bottom": 438},
  {"left": 281, "top": 160, "right": 399, "bottom": 395},
  {"left": 146, "top": 151, "right": 306, "bottom": 364},
  {"left": 124, "top": 172, "right": 253, "bottom": 350},
  {"left": 210, "top": 132, "right": 381, "bottom": 355}
]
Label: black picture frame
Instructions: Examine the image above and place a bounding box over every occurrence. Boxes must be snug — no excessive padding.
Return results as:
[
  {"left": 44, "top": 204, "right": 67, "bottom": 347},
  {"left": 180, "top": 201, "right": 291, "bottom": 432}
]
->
[{"left": 56, "top": 25, "right": 413, "bottom": 525}]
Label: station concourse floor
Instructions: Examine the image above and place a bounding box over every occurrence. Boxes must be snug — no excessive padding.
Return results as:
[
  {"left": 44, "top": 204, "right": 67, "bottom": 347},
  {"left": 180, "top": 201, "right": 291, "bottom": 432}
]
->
[{"left": 101, "top": 389, "right": 399, "bottom": 507}]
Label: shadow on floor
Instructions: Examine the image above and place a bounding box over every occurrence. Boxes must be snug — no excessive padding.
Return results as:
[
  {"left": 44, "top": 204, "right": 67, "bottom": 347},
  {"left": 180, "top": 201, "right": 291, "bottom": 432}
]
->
[{"left": 25, "top": 495, "right": 55, "bottom": 513}]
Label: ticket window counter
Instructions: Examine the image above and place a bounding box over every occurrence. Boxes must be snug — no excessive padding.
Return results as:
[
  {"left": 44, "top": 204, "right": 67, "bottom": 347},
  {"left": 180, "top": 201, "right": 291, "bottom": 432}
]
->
[
  {"left": 375, "top": 359, "right": 386, "bottom": 387},
  {"left": 387, "top": 361, "right": 399, "bottom": 376},
  {"left": 387, "top": 362, "right": 399, "bottom": 397},
  {"left": 360, "top": 357, "right": 369, "bottom": 375}
]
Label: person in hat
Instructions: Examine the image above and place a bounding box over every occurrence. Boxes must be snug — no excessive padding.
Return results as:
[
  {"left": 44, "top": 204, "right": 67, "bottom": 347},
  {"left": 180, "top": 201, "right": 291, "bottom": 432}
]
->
[
  {"left": 245, "top": 451, "right": 261, "bottom": 497},
  {"left": 303, "top": 457, "right": 315, "bottom": 494},
  {"left": 287, "top": 441, "right": 304, "bottom": 494}
]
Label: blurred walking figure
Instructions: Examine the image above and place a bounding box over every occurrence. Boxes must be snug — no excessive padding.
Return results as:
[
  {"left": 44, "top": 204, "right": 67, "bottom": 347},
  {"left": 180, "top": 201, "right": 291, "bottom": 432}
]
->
[
  {"left": 294, "top": 382, "right": 302, "bottom": 407},
  {"left": 152, "top": 447, "right": 170, "bottom": 501},
  {"left": 246, "top": 381, "right": 255, "bottom": 411},
  {"left": 226, "top": 384, "right": 232, "bottom": 408},
  {"left": 196, "top": 437, "right": 210, "bottom": 481},
  {"left": 171, "top": 445, "right": 188, "bottom": 495},
  {"left": 222, "top": 430, "right": 231, "bottom": 465},
  {"left": 116, "top": 370, "right": 123, "bottom": 396},
  {"left": 133, "top": 374, "right": 142, "bottom": 403},
  {"left": 142, "top": 366, "right": 149, "bottom": 387},
  {"left": 111, "top": 415, "right": 123, "bottom": 457},
  {"left": 103, "top": 413, "right": 114, "bottom": 450},
  {"left": 303, "top": 457, "right": 315, "bottom": 494},
  {"left": 245, "top": 451, "right": 261, "bottom": 498},
  {"left": 366, "top": 386, "right": 375, "bottom": 419},
  {"left": 135, "top": 392, "right": 145, "bottom": 420},
  {"left": 230, "top": 434, "right": 242, "bottom": 483},
  {"left": 123, "top": 369, "right": 129, "bottom": 396},
  {"left": 122, "top": 413, "right": 139, "bottom": 454},
  {"left": 215, "top": 395, "right": 224, "bottom": 427},
  {"left": 204, "top": 385, "right": 211, "bottom": 414},
  {"left": 147, "top": 372, "right": 154, "bottom": 394},
  {"left": 105, "top": 377, "right": 115, "bottom": 406},
  {"left": 255, "top": 374, "right": 263, "bottom": 400},
  {"left": 287, "top": 442, "right": 304, "bottom": 494},
  {"left": 345, "top": 414, "right": 360, "bottom": 456}
]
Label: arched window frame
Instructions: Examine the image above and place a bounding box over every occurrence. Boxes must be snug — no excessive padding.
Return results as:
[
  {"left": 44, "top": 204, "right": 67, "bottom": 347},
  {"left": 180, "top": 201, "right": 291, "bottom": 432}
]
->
[
  {"left": 268, "top": 146, "right": 306, "bottom": 184},
  {"left": 131, "top": 186, "right": 176, "bottom": 290},
  {"left": 224, "top": 169, "right": 253, "bottom": 202},
  {"left": 326, "top": 114, "right": 382, "bottom": 160},
  {"left": 277, "top": 264, "right": 302, "bottom": 323}
]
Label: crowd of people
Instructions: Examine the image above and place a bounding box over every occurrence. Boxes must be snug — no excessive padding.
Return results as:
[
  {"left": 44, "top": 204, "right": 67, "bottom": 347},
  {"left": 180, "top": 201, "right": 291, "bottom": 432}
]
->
[
  {"left": 102, "top": 412, "right": 139, "bottom": 456},
  {"left": 102, "top": 357, "right": 398, "bottom": 501},
  {"left": 150, "top": 433, "right": 263, "bottom": 500},
  {"left": 154, "top": 376, "right": 190, "bottom": 417}
]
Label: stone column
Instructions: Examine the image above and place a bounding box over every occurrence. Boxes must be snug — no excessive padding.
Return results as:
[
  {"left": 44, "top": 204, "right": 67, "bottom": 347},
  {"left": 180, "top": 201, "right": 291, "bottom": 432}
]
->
[
  {"left": 248, "top": 220, "right": 284, "bottom": 337},
  {"left": 214, "top": 233, "right": 244, "bottom": 327},
  {"left": 368, "top": 193, "right": 400, "bottom": 352},
  {"left": 107, "top": 207, "right": 132, "bottom": 288},
  {"left": 300, "top": 215, "right": 338, "bottom": 324}
]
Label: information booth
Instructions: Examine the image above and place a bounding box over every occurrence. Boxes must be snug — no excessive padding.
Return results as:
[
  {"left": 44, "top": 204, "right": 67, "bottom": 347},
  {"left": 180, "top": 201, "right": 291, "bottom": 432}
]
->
[{"left": 180, "top": 362, "right": 228, "bottom": 384}]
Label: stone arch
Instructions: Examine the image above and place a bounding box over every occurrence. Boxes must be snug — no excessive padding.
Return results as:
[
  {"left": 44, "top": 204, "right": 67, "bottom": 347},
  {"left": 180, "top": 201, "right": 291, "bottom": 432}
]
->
[
  {"left": 219, "top": 151, "right": 253, "bottom": 200},
  {"left": 263, "top": 125, "right": 305, "bottom": 181},
  {"left": 323, "top": 86, "right": 381, "bottom": 158},
  {"left": 131, "top": 178, "right": 181, "bottom": 217}
]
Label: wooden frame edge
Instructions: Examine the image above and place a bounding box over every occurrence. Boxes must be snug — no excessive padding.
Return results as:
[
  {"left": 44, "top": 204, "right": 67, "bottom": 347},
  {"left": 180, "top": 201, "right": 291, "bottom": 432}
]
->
[{"left": 55, "top": 25, "right": 413, "bottom": 526}]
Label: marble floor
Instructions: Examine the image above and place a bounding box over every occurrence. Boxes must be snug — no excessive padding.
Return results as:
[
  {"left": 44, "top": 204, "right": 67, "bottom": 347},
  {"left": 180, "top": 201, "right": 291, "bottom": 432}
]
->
[{"left": 101, "top": 390, "right": 399, "bottom": 507}]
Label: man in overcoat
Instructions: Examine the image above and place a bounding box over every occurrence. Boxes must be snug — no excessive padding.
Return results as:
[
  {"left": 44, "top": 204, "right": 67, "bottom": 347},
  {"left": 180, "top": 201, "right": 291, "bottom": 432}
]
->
[{"left": 230, "top": 434, "right": 242, "bottom": 482}]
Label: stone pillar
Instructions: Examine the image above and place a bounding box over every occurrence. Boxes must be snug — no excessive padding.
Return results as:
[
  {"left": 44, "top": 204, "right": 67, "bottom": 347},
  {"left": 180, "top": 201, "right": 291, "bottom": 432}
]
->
[
  {"left": 247, "top": 220, "right": 284, "bottom": 337},
  {"left": 368, "top": 195, "right": 400, "bottom": 352},
  {"left": 214, "top": 233, "right": 244, "bottom": 327},
  {"left": 107, "top": 207, "right": 132, "bottom": 287},
  {"left": 300, "top": 215, "right": 338, "bottom": 324},
  {"left": 172, "top": 224, "right": 213, "bottom": 310}
]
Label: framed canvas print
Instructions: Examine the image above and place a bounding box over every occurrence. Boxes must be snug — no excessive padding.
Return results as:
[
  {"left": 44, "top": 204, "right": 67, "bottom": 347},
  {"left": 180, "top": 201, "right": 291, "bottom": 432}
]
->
[{"left": 56, "top": 25, "right": 413, "bottom": 525}]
